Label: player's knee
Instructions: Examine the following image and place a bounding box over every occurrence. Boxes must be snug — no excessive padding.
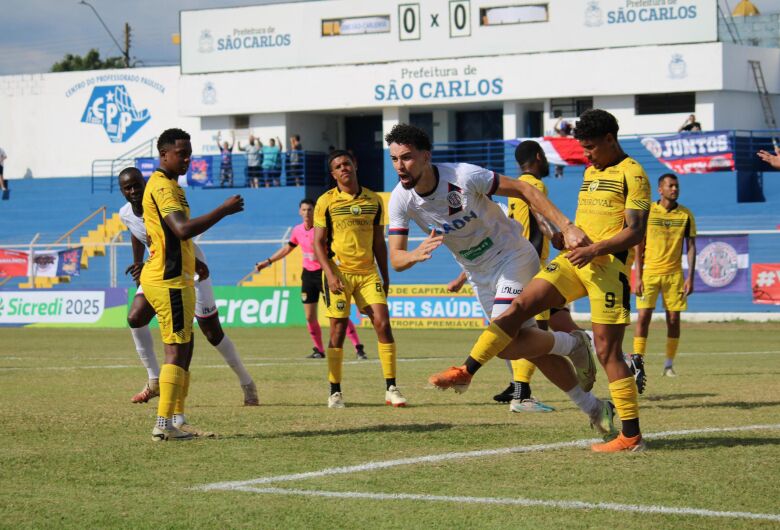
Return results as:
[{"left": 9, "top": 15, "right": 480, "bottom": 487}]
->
[
  {"left": 200, "top": 326, "right": 224, "bottom": 346},
  {"left": 667, "top": 312, "right": 680, "bottom": 326},
  {"left": 127, "top": 311, "right": 143, "bottom": 329}
]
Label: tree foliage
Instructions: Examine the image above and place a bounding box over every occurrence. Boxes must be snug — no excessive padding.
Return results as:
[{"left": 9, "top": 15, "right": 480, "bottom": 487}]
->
[{"left": 51, "top": 49, "right": 125, "bottom": 72}]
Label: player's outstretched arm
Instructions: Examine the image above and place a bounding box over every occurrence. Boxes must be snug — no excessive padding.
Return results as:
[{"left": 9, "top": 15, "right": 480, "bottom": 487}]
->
[
  {"left": 388, "top": 229, "right": 443, "bottom": 272},
  {"left": 447, "top": 271, "right": 468, "bottom": 293},
  {"left": 568, "top": 208, "right": 648, "bottom": 268},
  {"left": 256, "top": 243, "right": 294, "bottom": 271},
  {"left": 163, "top": 195, "right": 244, "bottom": 241},
  {"left": 757, "top": 147, "right": 780, "bottom": 170},
  {"left": 495, "top": 175, "right": 590, "bottom": 249}
]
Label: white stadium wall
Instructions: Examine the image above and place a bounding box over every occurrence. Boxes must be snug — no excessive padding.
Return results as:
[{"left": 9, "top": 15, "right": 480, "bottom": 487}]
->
[{"left": 0, "top": 67, "right": 199, "bottom": 179}]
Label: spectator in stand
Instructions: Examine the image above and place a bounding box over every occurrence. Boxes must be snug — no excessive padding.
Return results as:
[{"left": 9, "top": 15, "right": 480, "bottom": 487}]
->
[
  {"left": 238, "top": 134, "right": 263, "bottom": 188},
  {"left": 262, "top": 137, "right": 283, "bottom": 187},
  {"left": 678, "top": 114, "right": 702, "bottom": 133},
  {"left": 552, "top": 111, "right": 572, "bottom": 178},
  {"left": 758, "top": 146, "right": 780, "bottom": 169},
  {"left": 217, "top": 131, "right": 235, "bottom": 187},
  {"left": 288, "top": 134, "right": 304, "bottom": 187},
  {"left": 0, "top": 146, "right": 7, "bottom": 194}
]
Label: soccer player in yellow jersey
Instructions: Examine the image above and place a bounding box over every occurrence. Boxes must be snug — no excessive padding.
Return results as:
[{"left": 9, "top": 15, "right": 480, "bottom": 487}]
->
[
  {"left": 313, "top": 150, "right": 406, "bottom": 409},
  {"left": 633, "top": 173, "right": 696, "bottom": 379},
  {"left": 141, "top": 128, "right": 244, "bottom": 441},
  {"left": 430, "top": 109, "right": 651, "bottom": 452}
]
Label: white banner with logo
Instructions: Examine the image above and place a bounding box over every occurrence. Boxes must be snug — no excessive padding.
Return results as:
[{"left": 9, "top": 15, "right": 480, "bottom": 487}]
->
[
  {"left": 0, "top": 291, "right": 106, "bottom": 324},
  {"left": 180, "top": 0, "right": 717, "bottom": 74}
]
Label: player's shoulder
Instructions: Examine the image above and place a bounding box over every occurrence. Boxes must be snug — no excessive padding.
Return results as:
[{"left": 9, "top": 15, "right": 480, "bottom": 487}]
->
[
  {"left": 519, "top": 173, "right": 546, "bottom": 191},
  {"left": 677, "top": 203, "right": 695, "bottom": 218},
  {"left": 315, "top": 187, "right": 339, "bottom": 207},
  {"left": 359, "top": 186, "right": 380, "bottom": 200},
  {"left": 118, "top": 202, "right": 136, "bottom": 221},
  {"left": 618, "top": 156, "right": 648, "bottom": 177}
]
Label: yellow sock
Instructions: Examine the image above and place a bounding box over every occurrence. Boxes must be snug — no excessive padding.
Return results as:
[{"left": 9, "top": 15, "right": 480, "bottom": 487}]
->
[
  {"left": 377, "top": 342, "right": 396, "bottom": 380},
  {"left": 157, "top": 364, "right": 185, "bottom": 420},
  {"left": 470, "top": 322, "right": 513, "bottom": 365},
  {"left": 633, "top": 337, "right": 647, "bottom": 356},
  {"left": 666, "top": 337, "right": 679, "bottom": 360},
  {"left": 511, "top": 359, "right": 536, "bottom": 383},
  {"left": 174, "top": 370, "right": 190, "bottom": 415},
  {"left": 327, "top": 347, "right": 344, "bottom": 384},
  {"left": 609, "top": 376, "right": 639, "bottom": 421}
]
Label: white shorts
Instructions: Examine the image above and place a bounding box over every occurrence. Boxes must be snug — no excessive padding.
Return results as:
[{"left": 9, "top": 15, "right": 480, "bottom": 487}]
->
[
  {"left": 136, "top": 276, "right": 218, "bottom": 319},
  {"left": 467, "top": 248, "right": 539, "bottom": 327}
]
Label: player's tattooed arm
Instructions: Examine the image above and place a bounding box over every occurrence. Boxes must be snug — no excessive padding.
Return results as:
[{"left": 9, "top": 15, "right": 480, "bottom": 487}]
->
[
  {"left": 389, "top": 229, "right": 443, "bottom": 272},
  {"left": 567, "top": 208, "right": 648, "bottom": 268},
  {"left": 634, "top": 237, "right": 646, "bottom": 296},
  {"left": 496, "top": 175, "right": 591, "bottom": 249}
]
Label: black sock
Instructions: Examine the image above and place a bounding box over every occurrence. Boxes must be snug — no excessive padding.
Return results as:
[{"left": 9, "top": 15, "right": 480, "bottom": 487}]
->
[
  {"left": 464, "top": 356, "right": 482, "bottom": 375},
  {"left": 385, "top": 378, "right": 396, "bottom": 390},
  {"left": 622, "top": 418, "right": 640, "bottom": 438},
  {"left": 513, "top": 381, "right": 531, "bottom": 401},
  {"left": 330, "top": 382, "right": 341, "bottom": 394}
]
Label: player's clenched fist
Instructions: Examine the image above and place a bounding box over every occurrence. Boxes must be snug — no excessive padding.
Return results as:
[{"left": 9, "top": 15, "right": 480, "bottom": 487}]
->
[{"left": 221, "top": 194, "right": 244, "bottom": 214}]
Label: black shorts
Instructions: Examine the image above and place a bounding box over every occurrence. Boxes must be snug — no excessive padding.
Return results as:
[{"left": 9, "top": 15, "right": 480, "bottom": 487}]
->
[{"left": 301, "top": 268, "right": 323, "bottom": 304}]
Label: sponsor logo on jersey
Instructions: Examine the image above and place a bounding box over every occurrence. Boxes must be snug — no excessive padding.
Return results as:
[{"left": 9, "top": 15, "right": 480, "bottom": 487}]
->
[
  {"left": 432, "top": 210, "right": 478, "bottom": 236},
  {"left": 458, "top": 237, "right": 493, "bottom": 261},
  {"left": 447, "top": 182, "right": 464, "bottom": 215}
]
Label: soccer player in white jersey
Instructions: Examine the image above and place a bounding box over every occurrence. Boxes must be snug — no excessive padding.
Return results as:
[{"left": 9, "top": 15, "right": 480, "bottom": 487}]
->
[
  {"left": 385, "top": 124, "right": 616, "bottom": 436},
  {"left": 118, "top": 167, "right": 259, "bottom": 408}
]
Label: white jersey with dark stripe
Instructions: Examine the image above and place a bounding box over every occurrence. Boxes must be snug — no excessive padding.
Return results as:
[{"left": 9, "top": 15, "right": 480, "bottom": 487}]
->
[{"left": 388, "top": 162, "right": 535, "bottom": 272}]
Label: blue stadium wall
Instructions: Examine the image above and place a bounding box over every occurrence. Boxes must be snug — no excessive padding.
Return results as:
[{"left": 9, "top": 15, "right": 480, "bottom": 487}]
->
[{"left": 1, "top": 136, "right": 779, "bottom": 314}]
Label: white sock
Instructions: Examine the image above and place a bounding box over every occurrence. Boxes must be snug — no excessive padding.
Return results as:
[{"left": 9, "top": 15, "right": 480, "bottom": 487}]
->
[
  {"left": 214, "top": 335, "right": 253, "bottom": 386},
  {"left": 131, "top": 326, "right": 159, "bottom": 379},
  {"left": 173, "top": 413, "right": 186, "bottom": 427},
  {"left": 566, "top": 385, "right": 601, "bottom": 417},
  {"left": 548, "top": 331, "right": 578, "bottom": 356}
]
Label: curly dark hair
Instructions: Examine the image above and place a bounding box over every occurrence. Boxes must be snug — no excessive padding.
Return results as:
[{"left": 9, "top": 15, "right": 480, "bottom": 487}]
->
[
  {"left": 157, "top": 128, "right": 191, "bottom": 153},
  {"left": 384, "top": 123, "right": 432, "bottom": 151},
  {"left": 573, "top": 109, "right": 619, "bottom": 140}
]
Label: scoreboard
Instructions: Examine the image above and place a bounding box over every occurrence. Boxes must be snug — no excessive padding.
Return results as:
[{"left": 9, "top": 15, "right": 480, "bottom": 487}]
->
[{"left": 180, "top": 0, "right": 717, "bottom": 75}]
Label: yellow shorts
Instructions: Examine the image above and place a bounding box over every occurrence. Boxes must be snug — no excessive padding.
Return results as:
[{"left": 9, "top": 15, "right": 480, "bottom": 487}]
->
[
  {"left": 141, "top": 283, "right": 195, "bottom": 344},
  {"left": 323, "top": 268, "right": 387, "bottom": 319},
  {"left": 535, "top": 252, "right": 631, "bottom": 325},
  {"left": 636, "top": 270, "right": 687, "bottom": 312},
  {"left": 534, "top": 263, "right": 551, "bottom": 321}
]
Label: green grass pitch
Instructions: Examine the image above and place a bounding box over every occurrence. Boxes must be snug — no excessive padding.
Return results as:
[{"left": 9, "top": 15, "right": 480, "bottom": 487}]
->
[{"left": 1, "top": 322, "right": 779, "bottom": 529}]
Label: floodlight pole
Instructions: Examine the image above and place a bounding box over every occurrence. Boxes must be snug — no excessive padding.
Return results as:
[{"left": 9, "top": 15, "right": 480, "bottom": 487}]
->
[{"left": 78, "top": 0, "right": 131, "bottom": 67}]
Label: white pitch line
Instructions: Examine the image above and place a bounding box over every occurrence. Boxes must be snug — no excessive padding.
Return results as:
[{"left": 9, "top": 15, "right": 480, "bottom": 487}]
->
[
  {"left": 0, "top": 357, "right": 437, "bottom": 372},
  {"left": 198, "top": 424, "right": 780, "bottom": 492},
  {"left": 0, "top": 350, "right": 777, "bottom": 372},
  {"left": 230, "top": 487, "right": 780, "bottom": 523}
]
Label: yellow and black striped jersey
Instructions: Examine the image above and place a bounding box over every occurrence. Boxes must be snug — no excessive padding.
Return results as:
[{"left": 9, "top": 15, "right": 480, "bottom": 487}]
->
[
  {"left": 643, "top": 201, "right": 696, "bottom": 275},
  {"left": 576, "top": 157, "right": 651, "bottom": 246},
  {"left": 508, "top": 173, "right": 549, "bottom": 263},
  {"left": 314, "top": 186, "right": 382, "bottom": 274},
  {"left": 139, "top": 170, "right": 195, "bottom": 288}
]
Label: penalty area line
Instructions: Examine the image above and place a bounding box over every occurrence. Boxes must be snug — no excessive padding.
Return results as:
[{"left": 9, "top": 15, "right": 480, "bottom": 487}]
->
[{"left": 198, "top": 423, "right": 780, "bottom": 491}]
